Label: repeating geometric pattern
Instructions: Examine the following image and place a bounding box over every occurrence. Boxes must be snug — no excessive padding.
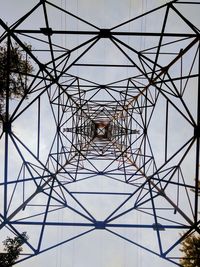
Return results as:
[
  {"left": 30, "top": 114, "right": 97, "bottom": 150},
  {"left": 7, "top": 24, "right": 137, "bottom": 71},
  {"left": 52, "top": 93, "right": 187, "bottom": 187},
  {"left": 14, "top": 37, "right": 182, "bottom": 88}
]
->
[{"left": 0, "top": 0, "right": 199, "bottom": 266}]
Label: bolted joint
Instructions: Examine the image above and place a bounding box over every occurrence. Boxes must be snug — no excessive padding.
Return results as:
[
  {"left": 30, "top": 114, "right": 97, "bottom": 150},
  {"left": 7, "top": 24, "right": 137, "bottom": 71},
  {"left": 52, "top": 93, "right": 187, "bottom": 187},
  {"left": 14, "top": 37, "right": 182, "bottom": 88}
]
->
[
  {"left": 194, "top": 125, "right": 200, "bottom": 138},
  {"left": 94, "top": 221, "right": 106, "bottom": 229},
  {"left": 36, "top": 186, "right": 43, "bottom": 193},
  {"left": 143, "top": 127, "right": 147, "bottom": 135},
  {"left": 39, "top": 63, "right": 46, "bottom": 70},
  {"left": 40, "top": 27, "right": 53, "bottom": 36},
  {"left": 99, "top": 29, "right": 111, "bottom": 38},
  {"left": 3, "top": 121, "right": 12, "bottom": 133}
]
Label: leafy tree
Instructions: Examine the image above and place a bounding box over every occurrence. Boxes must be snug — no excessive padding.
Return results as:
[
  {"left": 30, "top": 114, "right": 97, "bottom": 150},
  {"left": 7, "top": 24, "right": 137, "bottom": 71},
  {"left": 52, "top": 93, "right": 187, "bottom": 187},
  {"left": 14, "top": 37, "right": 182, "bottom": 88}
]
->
[
  {"left": 180, "top": 180, "right": 200, "bottom": 266},
  {"left": 0, "top": 232, "right": 28, "bottom": 267},
  {"left": 180, "top": 233, "right": 200, "bottom": 267},
  {"left": 0, "top": 42, "right": 33, "bottom": 117}
]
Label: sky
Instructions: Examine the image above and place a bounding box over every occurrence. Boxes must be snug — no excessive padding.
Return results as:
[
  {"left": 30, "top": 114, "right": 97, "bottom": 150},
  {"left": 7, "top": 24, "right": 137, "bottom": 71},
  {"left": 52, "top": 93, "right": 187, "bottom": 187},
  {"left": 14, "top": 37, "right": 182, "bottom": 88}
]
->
[{"left": 0, "top": 0, "right": 199, "bottom": 267}]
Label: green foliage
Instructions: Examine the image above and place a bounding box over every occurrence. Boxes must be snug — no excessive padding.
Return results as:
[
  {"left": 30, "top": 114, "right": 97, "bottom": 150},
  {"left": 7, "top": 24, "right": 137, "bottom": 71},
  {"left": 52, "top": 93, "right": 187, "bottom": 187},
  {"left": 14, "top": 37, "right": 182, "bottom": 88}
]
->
[
  {"left": 0, "top": 232, "right": 28, "bottom": 267},
  {"left": 180, "top": 233, "right": 200, "bottom": 267},
  {"left": 180, "top": 179, "right": 200, "bottom": 266},
  {"left": 0, "top": 42, "right": 33, "bottom": 115}
]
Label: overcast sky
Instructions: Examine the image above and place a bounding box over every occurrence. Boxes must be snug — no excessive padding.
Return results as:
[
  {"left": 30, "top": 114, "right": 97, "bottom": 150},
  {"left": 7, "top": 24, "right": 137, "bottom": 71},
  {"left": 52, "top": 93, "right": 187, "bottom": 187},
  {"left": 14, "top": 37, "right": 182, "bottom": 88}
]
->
[{"left": 0, "top": 1, "right": 199, "bottom": 267}]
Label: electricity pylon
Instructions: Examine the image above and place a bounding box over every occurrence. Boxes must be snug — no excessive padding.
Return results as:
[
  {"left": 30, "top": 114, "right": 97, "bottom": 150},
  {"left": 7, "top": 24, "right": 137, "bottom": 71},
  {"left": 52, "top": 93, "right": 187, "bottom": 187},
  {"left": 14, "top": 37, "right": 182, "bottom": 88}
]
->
[{"left": 0, "top": 1, "right": 199, "bottom": 266}]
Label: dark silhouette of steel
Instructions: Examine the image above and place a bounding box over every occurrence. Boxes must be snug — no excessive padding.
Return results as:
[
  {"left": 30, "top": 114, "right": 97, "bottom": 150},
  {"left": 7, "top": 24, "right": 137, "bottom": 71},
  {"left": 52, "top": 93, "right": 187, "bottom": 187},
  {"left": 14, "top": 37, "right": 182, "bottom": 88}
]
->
[{"left": 0, "top": 0, "right": 199, "bottom": 266}]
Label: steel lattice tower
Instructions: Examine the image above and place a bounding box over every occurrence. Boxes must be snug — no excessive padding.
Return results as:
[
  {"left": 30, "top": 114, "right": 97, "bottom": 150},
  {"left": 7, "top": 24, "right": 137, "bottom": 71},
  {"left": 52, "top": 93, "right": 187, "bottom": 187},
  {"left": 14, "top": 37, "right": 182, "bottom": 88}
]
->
[{"left": 0, "top": 0, "right": 199, "bottom": 266}]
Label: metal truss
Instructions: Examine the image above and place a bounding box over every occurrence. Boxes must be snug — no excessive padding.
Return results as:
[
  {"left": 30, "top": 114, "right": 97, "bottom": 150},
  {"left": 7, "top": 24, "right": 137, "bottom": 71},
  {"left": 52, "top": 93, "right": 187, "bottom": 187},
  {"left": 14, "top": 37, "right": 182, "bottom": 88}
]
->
[{"left": 0, "top": 0, "right": 199, "bottom": 266}]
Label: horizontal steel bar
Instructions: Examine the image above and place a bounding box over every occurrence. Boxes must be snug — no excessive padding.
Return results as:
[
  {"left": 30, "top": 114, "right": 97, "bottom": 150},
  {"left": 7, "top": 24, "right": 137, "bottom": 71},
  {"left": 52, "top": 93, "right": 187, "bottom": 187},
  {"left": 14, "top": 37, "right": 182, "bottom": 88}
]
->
[
  {"left": 74, "top": 63, "right": 135, "bottom": 67},
  {"left": 14, "top": 29, "right": 199, "bottom": 37},
  {"left": 10, "top": 221, "right": 190, "bottom": 229}
]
